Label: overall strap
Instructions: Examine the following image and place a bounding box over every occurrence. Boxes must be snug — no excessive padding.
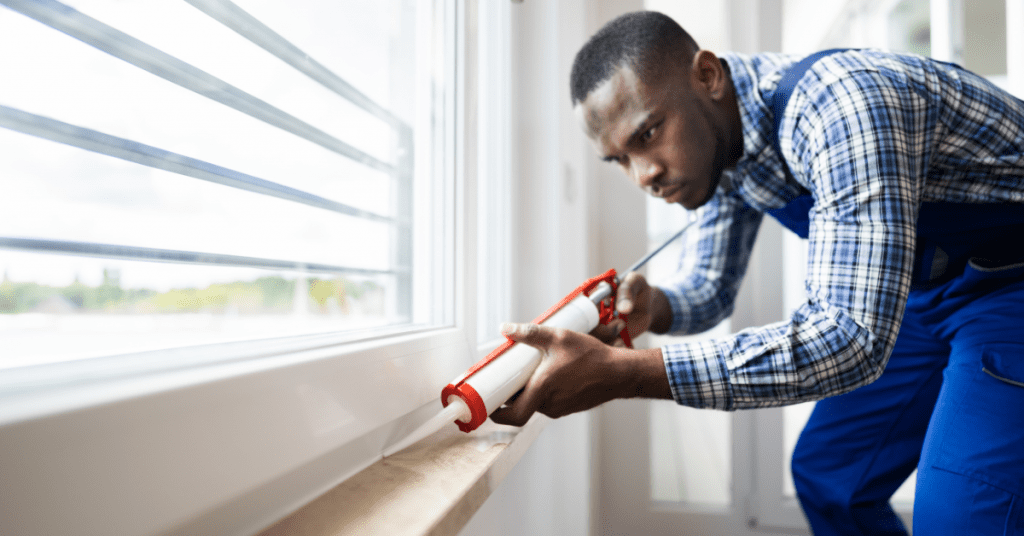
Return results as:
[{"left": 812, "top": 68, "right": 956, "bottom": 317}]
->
[
  {"left": 764, "top": 49, "right": 850, "bottom": 238},
  {"left": 768, "top": 48, "right": 850, "bottom": 167},
  {"left": 763, "top": 50, "right": 1024, "bottom": 287}
]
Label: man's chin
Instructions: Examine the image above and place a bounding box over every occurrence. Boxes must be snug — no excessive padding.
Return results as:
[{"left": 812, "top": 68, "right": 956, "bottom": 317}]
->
[
  {"left": 660, "top": 178, "right": 716, "bottom": 208},
  {"left": 693, "top": 175, "right": 722, "bottom": 207},
  {"left": 661, "top": 184, "right": 688, "bottom": 205},
  {"left": 675, "top": 190, "right": 714, "bottom": 210}
]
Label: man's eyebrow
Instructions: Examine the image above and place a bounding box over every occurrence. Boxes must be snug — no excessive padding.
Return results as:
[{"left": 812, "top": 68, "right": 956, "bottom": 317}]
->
[
  {"left": 625, "top": 115, "right": 654, "bottom": 146},
  {"left": 600, "top": 113, "right": 655, "bottom": 163}
]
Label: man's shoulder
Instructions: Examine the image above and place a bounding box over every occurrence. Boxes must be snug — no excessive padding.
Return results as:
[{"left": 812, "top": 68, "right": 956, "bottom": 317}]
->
[
  {"left": 721, "top": 52, "right": 801, "bottom": 109},
  {"left": 796, "top": 49, "right": 943, "bottom": 93},
  {"left": 780, "top": 49, "right": 937, "bottom": 113},
  {"left": 722, "top": 52, "right": 799, "bottom": 81}
]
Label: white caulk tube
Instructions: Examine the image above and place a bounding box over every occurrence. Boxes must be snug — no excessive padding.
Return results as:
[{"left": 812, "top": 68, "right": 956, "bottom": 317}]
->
[
  {"left": 441, "top": 293, "right": 601, "bottom": 433},
  {"left": 382, "top": 293, "right": 602, "bottom": 457}
]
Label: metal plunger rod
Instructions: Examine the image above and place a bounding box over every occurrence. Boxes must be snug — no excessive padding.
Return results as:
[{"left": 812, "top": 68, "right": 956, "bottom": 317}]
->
[
  {"left": 621, "top": 218, "right": 697, "bottom": 280},
  {"left": 590, "top": 217, "right": 697, "bottom": 307}
]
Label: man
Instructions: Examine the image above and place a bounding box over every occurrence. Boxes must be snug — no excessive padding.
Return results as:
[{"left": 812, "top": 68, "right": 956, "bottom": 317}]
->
[{"left": 489, "top": 10, "right": 1024, "bottom": 536}]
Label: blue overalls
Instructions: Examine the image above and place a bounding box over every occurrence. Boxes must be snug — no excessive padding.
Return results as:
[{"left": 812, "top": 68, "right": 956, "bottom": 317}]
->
[{"left": 765, "top": 51, "right": 1024, "bottom": 535}]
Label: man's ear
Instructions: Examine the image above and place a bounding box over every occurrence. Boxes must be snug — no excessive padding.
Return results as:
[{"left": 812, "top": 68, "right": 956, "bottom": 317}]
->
[{"left": 691, "top": 50, "right": 725, "bottom": 99}]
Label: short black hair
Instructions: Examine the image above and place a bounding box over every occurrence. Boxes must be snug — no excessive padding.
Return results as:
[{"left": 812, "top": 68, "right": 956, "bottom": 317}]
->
[{"left": 570, "top": 11, "right": 699, "bottom": 106}]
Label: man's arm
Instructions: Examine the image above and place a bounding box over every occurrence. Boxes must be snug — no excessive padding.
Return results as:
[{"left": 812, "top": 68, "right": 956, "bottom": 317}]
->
[
  {"left": 615, "top": 271, "right": 674, "bottom": 336},
  {"left": 663, "top": 64, "right": 926, "bottom": 411},
  {"left": 653, "top": 194, "right": 764, "bottom": 336},
  {"left": 490, "top": 193, "right": 763, "bottom": 424}
]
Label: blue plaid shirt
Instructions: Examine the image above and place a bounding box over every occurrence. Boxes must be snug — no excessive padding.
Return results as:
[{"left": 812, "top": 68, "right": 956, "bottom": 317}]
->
[{"left": 658, "top": 50, "right": 1024, "bottom": 410}]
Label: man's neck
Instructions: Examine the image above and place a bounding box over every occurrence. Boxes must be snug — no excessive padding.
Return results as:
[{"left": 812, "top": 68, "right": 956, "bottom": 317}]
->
[{"left": 719, "top": 60, "right": 746, "bottom": 168}]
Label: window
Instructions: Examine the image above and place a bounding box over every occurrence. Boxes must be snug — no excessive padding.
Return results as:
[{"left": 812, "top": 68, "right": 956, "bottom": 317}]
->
[
  {"left": 0, "top": 0, "right": 451, "bottom": 368},
  {"left": 0, "top": 2, "right": 476, "bottom": 535}
]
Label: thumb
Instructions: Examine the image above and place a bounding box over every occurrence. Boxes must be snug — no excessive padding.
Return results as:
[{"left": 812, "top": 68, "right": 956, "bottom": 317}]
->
[
  {"left": 617, "top": 272, "right": 645, "bottom": 314},
  {"left": 500, "top": 322, "right": 556, "bottom": 350}
]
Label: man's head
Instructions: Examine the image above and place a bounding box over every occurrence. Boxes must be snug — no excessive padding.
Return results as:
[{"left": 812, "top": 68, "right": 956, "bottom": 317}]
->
[{"left": 570, "top": 11, "right": 743, "bottom": 210}]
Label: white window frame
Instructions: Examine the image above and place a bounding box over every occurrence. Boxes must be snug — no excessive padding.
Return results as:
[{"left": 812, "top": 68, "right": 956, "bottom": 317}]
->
[{"left": 0, "top": 1, "right": 504, "bottom": 535}]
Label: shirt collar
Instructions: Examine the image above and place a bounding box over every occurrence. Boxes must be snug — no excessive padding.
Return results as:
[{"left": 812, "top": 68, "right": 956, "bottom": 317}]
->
[
  {"left": 720, "top": 53, "right": 774, "bottom": 164},
  {"left": 719, "top": 52, "right": 807, "bottom": 209}
]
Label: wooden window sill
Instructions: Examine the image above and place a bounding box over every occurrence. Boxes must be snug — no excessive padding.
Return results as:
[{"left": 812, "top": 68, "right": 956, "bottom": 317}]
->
[{"left": 257, "top": 416, "right": 549, "bottom": 536}]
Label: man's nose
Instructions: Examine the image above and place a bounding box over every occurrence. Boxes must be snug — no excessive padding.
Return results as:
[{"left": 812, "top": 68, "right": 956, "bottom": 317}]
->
[{"left": 630, "top": 157, "right": 664, "bottom": 195}]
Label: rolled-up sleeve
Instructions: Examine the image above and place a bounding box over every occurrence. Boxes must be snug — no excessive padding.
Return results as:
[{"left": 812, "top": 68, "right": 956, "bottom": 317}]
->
[{"left": 656, "top": 189, "right": 763, "bottom": 336}]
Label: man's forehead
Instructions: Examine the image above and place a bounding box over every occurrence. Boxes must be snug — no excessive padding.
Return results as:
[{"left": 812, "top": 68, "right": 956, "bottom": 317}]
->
[{"left": 574, "top": 66, "right": 649, "bottom": 143}]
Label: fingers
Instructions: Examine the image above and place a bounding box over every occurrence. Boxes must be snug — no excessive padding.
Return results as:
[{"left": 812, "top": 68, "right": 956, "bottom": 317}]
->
[
  {"left": 489, "top": 380, "right": 541, "bottom": 427},
  {"left": 589, "top": 319, "right": 625, "bottom": 345},
  {"left": 490, "top": 323, "right": 555, "bottom": 426},
  {"left": 500, "top": 322, "right": 557, "bottom": 349},
  {"left": 489, "top": 401, "right": 532, "bottom": 427},
  {"left": 616, "top": 272, "right": 648, "bottom": 314},
  {"left": 491, "top": 323, "right": 581, "bottom": 426},
  {"left": 490, "top": 325, "right": 625, "bottom": 426}
]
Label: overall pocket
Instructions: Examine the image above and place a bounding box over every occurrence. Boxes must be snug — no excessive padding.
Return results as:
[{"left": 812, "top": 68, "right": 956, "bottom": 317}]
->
[{"left": 982, "top": 345, "right": 1024, "bottom": 388}]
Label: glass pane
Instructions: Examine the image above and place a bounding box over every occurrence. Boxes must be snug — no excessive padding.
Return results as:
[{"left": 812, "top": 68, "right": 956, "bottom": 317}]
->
[
  {"left": 888, "top": 0, "right": 932, "bottom": 57},
  {"left": 0, "top": 130, "right": 391, "bottom": 270},
  {"left": 0, "top": 251, "right": 393, "bottom": 369},
  {"left": 645, "top": 196, "right": 732, "bottom": 505},
  {"left": 962, "top": 0, "right": 1008, "bottom": 86},
  {"left": 0, "top": 4, "right": 394, "bottom": 213},
  {"left": 0, "top": 0, "right": 446, "bottom": 369},
  {"left": 650, "top": 393, "right": 731, "bottom": 505}
]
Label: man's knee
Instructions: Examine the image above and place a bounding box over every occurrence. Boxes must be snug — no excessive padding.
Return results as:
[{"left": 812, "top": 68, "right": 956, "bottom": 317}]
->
[{"left": 791, "top": 433, "right": 853, "bottom": 504}]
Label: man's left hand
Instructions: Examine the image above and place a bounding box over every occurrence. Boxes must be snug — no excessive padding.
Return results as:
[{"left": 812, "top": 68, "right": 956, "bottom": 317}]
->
[{"left": 488, "top": 322, "right": 672, "bottom": 427}]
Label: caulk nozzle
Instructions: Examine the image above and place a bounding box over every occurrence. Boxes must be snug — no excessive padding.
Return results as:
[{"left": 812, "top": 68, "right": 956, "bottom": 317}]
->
[{"left": 382, "top": 397, "right": 471, "bottom": 457}]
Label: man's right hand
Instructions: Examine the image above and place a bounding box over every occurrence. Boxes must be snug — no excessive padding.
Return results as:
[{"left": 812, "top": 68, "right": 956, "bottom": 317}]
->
[
  {"left": 589, "top": 272, "right": 674, "bottom": 346},
  {"left": 615, "top": 272, "right": 673, "bottom": 339}
]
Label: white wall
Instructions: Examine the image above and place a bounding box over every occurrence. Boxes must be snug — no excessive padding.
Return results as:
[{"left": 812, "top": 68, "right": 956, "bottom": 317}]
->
[{"left": 782, "top": 0, "right": 858, "bottom": 52}]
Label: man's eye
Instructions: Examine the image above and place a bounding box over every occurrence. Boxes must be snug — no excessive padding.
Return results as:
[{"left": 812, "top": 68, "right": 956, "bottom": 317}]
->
[{"left": 641, "top": 126, "right": 656, "bottom": 141}]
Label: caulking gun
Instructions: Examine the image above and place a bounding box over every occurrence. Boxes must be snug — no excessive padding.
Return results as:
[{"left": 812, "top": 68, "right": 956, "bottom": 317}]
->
[{"left": 383, "top": 217, "right": 697, "bottom": 456}]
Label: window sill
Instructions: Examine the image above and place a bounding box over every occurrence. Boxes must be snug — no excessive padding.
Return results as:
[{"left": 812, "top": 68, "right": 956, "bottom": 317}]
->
[
  {"left": 0, "top": 327, "right": 475, "bottom": 536},
  {"left": 257, "top": 415, "right": 549, "bottom": 536}
]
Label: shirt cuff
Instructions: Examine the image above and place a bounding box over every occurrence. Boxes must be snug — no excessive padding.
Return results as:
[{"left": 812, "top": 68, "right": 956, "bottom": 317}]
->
[{"left": 661, "top": 339, "right": 734, "bottom": 410}]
